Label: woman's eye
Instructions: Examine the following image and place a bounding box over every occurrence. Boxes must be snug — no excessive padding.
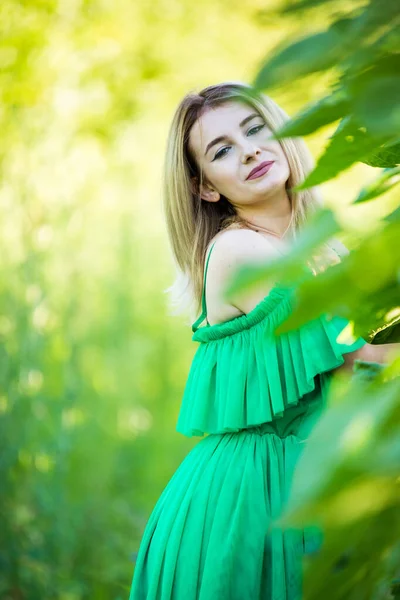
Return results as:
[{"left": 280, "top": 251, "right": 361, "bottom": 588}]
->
[
  {"left": 248, "top": 124, "right": 265, "bottom": 135},
  {"left": 213, "top": 124, "right": 265, "bottom": 160}
]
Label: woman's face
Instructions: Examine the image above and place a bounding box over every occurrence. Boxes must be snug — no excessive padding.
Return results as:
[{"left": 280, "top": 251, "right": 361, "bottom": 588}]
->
[{"left": 188, "top": 100, "right": 290, "bottom": 209}]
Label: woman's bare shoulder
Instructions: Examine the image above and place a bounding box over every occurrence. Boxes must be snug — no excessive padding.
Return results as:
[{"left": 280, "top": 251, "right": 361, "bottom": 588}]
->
[
  {"left": 204, "top": 226, "right": 282, "bottom": 323},
  {"left": 207, "top": 226, "right": 280, "bottom": 266}
]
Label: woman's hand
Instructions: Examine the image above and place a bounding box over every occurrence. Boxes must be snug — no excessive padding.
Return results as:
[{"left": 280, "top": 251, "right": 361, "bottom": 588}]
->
[{"left": 334, "top": 341, "right": 400, "bottom": 374}]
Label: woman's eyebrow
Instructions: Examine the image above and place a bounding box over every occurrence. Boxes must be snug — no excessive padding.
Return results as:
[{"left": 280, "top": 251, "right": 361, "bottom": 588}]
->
[{"left": 204, "top": 113, "right": 261, "bottom": 156}]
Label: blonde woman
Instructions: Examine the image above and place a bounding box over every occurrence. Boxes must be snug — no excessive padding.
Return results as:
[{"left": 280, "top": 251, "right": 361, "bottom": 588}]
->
[{"left": 128, "top": 82, "right": 394, "bottom": 599}]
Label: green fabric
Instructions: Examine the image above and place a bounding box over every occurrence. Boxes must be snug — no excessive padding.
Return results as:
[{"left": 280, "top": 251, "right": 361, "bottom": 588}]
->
[
  {"left": 129, "top": 243, "right": 368, "bottom": 600},
  {"left": 178, "top": 285, "right": 366, "bottom": 438}
]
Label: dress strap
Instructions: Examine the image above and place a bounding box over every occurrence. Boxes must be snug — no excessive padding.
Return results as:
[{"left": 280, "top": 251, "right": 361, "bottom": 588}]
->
[{"left": 191, "top": 241, "right": 217, "bottom": 332}]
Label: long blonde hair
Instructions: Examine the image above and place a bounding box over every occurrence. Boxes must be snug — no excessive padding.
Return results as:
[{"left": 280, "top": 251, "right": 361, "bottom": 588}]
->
[{"left": 162, "top": 81, "right": 343, "bottom": 325}]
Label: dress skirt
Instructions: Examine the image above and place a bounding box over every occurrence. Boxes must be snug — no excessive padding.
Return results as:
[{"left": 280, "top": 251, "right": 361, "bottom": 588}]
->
[{"left": 128, "top": 392, "right": 325, "bottom": 600}]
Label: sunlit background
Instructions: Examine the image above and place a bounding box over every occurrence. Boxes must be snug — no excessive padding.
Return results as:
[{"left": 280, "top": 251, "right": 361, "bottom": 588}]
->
[{"left": 0, "top": 0, "right": 398, "bottom": 598}]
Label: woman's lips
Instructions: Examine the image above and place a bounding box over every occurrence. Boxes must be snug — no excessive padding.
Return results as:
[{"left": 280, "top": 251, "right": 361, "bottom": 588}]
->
[{"left": 247, "top": 161, "right": 274, "bottom": 180}]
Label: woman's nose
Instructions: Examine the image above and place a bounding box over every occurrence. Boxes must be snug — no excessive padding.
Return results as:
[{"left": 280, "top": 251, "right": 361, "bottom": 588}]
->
[{"left": 242, "top": 145, "right": 261, "bottom": 161}]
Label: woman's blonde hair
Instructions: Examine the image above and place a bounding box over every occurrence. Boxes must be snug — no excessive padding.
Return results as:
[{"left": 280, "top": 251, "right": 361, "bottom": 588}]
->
[{"left": 162, "top": 81, "right": 343, "bottom": 325}]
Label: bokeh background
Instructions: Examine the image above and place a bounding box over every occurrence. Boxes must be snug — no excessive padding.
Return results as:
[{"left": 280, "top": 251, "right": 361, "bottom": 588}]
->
[{"left": 1, "top": 0, "right": 398, "bottom": 598}]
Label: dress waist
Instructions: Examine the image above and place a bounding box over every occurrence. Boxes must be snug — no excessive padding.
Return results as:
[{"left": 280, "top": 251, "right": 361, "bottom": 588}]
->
[
  {"left": 214, "top": 382, "right": 326, "bottom": 442},
  {"left": 243, "top": 421, "right": 306, "bottom": 440}
]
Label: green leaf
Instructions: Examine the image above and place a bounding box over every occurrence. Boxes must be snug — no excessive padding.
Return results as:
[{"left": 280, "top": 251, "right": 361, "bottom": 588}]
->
[
  {"left": 352, "top": 75, "right": 400, "bottom": 138},
  {"left": 362, "top": 140, "right": 400, "bottom": 168},
  {"left": 348, "top": 0, "right": 400, "bottom": 40},
  {"left": 253, "top": 17, "right": 356, "bottom": 90},
  {"left": 293, "top": 116, "right": 387, "bottom": 190},
  {"left": 346, "top": 25, "right": 400, "bottom": 75},
  {"left": 371, "top": 316, "right": 400, "bottom": 344},
  {"left": 271, "top": 90, "right": 350, "bottom": 138},
  {"left": 276, "top": 220, "right": 400, "bottom": 335},
  {"left": 276, "top": 374, "right": 400, "bottom": 529},
  {"left": 353, "top": 166, "right": 400, "bottom": 204},
  {"left": 385, "top": 205, "right": 400, "bottom": 223},
  {"left": 280, "top": 0, "right": 339, "bottom": 14},
  {"left": 222, "top": 208, "right": 340, "bottom": 301}
]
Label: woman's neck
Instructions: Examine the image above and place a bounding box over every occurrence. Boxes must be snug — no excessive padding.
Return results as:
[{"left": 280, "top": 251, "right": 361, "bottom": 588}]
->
[{"left": 236, "top": 190, "right": 293, "bottom": 239}]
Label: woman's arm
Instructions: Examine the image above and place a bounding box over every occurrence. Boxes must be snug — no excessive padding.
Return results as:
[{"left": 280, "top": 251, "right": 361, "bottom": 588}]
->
[
  {"left": 335, "top": 341, "right": 400, "bottom": 374},
  {"left": 327, "top": 240, "right": 400, "bottom": 372}
]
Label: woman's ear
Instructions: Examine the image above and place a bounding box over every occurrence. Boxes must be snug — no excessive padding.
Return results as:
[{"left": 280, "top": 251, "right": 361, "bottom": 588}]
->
[
  {"left": 191, "top": 176, "right": 220, "bottom": 203},
  {"left": 201, "top": 188, "right": 220, "bottom": 203}
]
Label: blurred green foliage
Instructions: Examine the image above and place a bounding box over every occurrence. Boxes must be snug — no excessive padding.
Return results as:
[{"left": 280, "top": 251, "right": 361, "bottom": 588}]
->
[{"left": 232, "top": 0, "right": 400, "bottom": 598}]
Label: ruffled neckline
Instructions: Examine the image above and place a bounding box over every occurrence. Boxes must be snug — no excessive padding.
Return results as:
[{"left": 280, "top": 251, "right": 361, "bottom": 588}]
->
[
  {"left": 180, "top": 282, "right": 367, "bottom": 437},
  {"left": 192, "top": 284, "right": 295, "bottom": 343}
]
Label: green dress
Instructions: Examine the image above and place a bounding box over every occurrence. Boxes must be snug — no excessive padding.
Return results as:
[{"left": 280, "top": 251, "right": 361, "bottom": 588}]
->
[{"left": 128, "top": 241, "right": 367, "bottom": 600}]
